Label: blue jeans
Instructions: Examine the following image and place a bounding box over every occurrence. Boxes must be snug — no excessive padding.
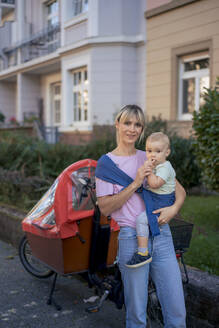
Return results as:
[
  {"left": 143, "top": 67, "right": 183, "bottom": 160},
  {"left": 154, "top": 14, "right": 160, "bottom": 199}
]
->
[{"left": 118, "top": 225, "right": 186, "bottom": 328}]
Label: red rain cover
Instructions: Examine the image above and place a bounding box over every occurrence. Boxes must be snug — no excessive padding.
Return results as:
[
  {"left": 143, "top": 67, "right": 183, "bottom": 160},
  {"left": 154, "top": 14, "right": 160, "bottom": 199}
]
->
[{"left": 22, "top": 159, "right": 119, "bottom": 239}]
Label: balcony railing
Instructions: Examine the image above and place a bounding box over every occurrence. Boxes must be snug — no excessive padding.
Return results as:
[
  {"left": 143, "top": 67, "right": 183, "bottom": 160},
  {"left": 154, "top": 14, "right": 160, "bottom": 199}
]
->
[
  {"left": 1, "top": 23, "right": 60, "bottom": 69},
  {"left": 34, "top": 120, "right": 59, "bottom": 144},
  {"left": 1, "top": 0, "right": 15, "bottom": 4}
]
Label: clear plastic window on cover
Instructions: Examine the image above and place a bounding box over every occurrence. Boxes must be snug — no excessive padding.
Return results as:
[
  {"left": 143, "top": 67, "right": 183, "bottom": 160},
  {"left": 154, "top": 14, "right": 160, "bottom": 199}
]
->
[
  {"left": 71, "top": 166, "right": 96, "bottom": 211},
  {"left": 32, "top": 209, "right": 56, "bottom": 230},
  {"left": 27, "top": 179, "right": 59, "bottom": 221}
]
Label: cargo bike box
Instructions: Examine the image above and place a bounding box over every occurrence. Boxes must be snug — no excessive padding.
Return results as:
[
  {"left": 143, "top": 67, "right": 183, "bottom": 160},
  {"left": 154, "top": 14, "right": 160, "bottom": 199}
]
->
[{"left": 21, "top": 159, "right": 119, "bottom": 275}]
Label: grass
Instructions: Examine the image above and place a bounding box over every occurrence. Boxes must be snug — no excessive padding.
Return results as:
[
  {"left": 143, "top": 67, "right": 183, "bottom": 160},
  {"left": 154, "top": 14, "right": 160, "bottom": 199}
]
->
[{"left": 180, "top": 195, "right": 219, "bottom": 276}]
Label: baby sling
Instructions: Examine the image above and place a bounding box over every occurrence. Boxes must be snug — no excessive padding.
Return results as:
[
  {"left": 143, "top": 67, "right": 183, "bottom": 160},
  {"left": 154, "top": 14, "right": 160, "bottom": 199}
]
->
[{"left": 95, "top": 154, "right": 164, "bottom": 237}]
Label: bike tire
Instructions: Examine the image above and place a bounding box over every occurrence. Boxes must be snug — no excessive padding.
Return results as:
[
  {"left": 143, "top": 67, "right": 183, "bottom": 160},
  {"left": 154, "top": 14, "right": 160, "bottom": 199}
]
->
[{"left": 19, "top": 235, "right": 54, "bottom": 279}]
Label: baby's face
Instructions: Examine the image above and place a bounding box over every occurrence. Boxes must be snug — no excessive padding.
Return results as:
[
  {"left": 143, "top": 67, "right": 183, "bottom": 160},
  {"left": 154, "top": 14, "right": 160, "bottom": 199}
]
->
[{"left": 146, "top": 140, "right": 170, "bottom": 166}]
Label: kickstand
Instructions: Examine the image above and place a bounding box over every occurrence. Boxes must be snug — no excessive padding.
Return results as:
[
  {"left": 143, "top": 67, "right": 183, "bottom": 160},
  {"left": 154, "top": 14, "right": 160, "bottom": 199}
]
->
[
  {"left": 86, "top": 290, "right": 109, "bottom": 313},
  {"left": 47, "top": 273, "right": 62, "bottom": 311}
]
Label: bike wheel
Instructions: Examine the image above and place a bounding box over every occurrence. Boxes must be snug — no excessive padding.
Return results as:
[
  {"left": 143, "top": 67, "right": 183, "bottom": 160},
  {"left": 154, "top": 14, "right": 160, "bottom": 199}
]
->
[{"left": 19, "top": 236, "right": 54, "bottom": 279}]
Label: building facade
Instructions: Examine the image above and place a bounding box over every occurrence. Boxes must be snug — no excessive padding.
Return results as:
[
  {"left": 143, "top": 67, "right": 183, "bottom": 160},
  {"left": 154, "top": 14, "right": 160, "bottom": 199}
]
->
[
  {"left": 145, "top": 0, "right": 219, "bottom": 137},
  {"left": 0, "top": 0, "right": 146, "bottom": 143}
]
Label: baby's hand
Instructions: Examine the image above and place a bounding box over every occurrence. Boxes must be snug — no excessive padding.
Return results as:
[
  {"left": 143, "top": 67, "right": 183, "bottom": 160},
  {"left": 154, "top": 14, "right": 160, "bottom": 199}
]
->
[
  {"left": 145, "top": 158, "right": 156, "bottom": 168},
  {"left": 144, "top": 159, "right": 154, "bottom": 169},
  {"left": 144, "top": 160, "right": 153, "bottom": 176}
]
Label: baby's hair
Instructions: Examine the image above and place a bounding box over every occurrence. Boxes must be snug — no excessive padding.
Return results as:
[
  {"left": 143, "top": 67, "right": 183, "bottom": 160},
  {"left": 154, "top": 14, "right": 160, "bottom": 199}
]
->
[
  {"left": 115, "top": 105, "right": 145, "bottom": 143},
  {"left": 147, "top": 132, "right": 170, "bottom": 149}
]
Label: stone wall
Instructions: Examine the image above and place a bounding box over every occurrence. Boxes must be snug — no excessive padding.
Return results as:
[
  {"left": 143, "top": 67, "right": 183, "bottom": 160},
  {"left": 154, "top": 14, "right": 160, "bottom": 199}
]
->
[
  {"left": 0, "top": 205, "right": 25, "bottom": 248},
  {"left": 183, "top": 267, "right": 219, "bottom": 327},
  {"left": 0, "top": 205, "right": 218, "bottom": 327}
]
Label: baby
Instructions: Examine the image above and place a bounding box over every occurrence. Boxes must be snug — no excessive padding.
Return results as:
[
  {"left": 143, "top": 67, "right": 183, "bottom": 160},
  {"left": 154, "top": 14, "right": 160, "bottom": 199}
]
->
[{"left": 126, "top": 132, "right": 176, "bottom": 268}]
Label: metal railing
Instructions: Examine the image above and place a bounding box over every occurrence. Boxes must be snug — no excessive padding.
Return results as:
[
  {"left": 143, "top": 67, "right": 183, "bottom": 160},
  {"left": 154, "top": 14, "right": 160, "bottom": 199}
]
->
[
  {"left": 1, "top": 23, "right": 60, "bottom": 68},
  {"left": 43, "top": 126, "right": 59, "bottom": 144},
  {"left": 1, "top": 0, "right": 15, "bottom": 5},
  {"left": 33, "top": 120, "right": 59, "bottom": 144}
]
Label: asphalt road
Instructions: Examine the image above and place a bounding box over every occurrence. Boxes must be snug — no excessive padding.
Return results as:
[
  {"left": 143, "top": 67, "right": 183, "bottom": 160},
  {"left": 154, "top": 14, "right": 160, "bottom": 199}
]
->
[
  {"left": 0, "top": 239, "right": 162, "bottom": 328},
  {"left": 0, "top": 239, "right": 126, "bottom": 328}
]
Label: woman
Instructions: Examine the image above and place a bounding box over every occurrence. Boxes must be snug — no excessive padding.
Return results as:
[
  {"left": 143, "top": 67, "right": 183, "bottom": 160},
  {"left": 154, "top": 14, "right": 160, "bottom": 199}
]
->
[{"left": 95, "top": 105, "right": 186, "bottom": 328}]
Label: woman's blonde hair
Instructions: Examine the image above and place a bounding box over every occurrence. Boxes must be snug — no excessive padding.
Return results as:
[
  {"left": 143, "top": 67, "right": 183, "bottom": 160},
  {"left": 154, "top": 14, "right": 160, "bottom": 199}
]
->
[{"left": 115, "top": 105, "right": 145, "bottom": 143}]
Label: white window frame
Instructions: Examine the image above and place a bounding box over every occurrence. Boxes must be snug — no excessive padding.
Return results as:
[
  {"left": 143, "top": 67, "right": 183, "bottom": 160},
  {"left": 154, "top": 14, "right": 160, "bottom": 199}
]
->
[
  {"left": 72, "top": 67, "right": 88, "bottom": 124},
  {"left": 178, "top": 54, "right": 209, "bottom": 120},
  {"left": 72, "top": 0, "right": 88, "bottom": 17},
  {"left": 46, "top": 0, "right": 59, "bottom": 28},
  {"left": 51, "top": 82, "right": 61, "bottom": 126}
]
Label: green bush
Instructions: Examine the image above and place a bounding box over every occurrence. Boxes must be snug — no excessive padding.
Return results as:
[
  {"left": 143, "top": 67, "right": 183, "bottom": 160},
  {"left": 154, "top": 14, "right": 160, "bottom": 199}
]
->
[
  {"left": 0, "top": 112, "right": 5, "bottom": 123},
  {"left": 0, "top": 117, "right": 201, "bottom": 209},
  {"left": 168, "top": 136, "right": 201, "bottom": 190},
  {"left": 144, "top": 115, "right": 169, "bottom": 139},
  {"left": 0, "top": 168, "right": 51, "bottom": 210},
  {"left": 193, "top": 79, "right": 219, "bottom": 191}
]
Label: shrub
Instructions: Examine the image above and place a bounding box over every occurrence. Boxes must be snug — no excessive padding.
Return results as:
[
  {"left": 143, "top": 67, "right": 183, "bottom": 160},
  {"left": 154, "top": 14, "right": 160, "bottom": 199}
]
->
[
  {"left": 0, "top": 112, "right": 5, "bottom": 123},
  {"left": 0, "top": 117, "right": 201, "bottom": 207},
  {"left": 144, "top": 115, "right": 169, "bottom": 139},
  {"left": 193, "top": 79, "right": 219, "bottom": 191},
  {"left": 0, "top": 168, "right": 51, "bottom": 210},
  {"left": 168, "top": 136, "right": 201, "bottom": 190}
]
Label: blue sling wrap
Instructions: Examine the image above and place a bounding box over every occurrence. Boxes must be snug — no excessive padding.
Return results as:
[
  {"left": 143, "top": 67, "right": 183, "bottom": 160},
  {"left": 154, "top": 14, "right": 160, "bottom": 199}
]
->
[{"left": 95, "top": 154, "right": 175, "bottom": 237}]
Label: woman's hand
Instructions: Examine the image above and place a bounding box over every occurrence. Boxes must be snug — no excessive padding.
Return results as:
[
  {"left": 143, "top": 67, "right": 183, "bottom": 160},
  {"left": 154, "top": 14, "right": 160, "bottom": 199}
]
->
[
  {"left": 153, "top": 204, "right": 178, "bottom": 225},
  {"left": 153, "top": 179, "right": 186, "bottom": 225},
  {"left": 133, "top": 164, "right": 153, "bottom": 189}
]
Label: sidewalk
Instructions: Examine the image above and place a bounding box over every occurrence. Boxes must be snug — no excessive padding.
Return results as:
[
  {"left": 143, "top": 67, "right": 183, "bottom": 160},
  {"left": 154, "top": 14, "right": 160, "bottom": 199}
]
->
[{"left": 0, "top": 239, "right": 126, "bottom": 328}]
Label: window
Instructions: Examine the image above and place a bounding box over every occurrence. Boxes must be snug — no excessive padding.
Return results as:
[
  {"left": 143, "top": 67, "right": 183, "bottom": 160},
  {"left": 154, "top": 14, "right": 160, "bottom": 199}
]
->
[
  {"left": 73, "top": 0, "right": 88, "bottom": 16},
  {"left": 72, "top": 68, "right": 88, "bottom": 122},
  {"left": 45, "top": 0, "right": 60, "bottom": 52},
  {"left": 8, "top": 51, "right": 17, "bottom": 67},
  {"left": 46, "top": 0, "right": 59, "bottom": 28},
  {"left": 178, "top": 53, "right": 209, "bottom": 120},
  {"left": 51, "top": 82, "right": 61, "bottom": 125}
]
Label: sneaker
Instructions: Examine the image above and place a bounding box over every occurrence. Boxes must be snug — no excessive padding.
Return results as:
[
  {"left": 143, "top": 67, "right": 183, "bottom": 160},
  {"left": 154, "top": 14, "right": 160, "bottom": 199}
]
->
[{"left": 126, "top": 252, "right": 152, "bottom": 268}]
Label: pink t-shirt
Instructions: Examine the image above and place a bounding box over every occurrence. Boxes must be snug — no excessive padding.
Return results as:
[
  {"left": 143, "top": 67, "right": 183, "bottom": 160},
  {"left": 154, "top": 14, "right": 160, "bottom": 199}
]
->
[{"left": 95, "top": 150, "right": 146, "bottom": 228}]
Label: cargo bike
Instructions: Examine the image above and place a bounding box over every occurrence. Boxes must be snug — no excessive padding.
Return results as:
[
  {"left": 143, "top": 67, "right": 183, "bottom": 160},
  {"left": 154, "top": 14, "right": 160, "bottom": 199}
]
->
[{"left": 18, "top": 159, "right": 193, "bottom": 325}]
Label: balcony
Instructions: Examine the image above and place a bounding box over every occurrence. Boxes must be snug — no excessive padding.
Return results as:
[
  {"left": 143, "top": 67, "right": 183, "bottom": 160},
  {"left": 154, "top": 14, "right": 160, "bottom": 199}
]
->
[
  {"left": 1, "top": 23, "right": 60, "bottom": 70},
  {"left": 1, "top": 0, "right": 15, "bottom": 3}
]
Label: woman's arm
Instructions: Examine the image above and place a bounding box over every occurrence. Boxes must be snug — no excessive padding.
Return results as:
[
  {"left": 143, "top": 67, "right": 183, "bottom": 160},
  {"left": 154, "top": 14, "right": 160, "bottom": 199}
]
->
[
  {"left": 97, "top": 164, "right": 151, "bottom": 217},
  {"left": 98, "top": 183, "right": 138, "bottom": 217},
  {"left": 153, "top": 179, "right": 186, "bottom": 225}
]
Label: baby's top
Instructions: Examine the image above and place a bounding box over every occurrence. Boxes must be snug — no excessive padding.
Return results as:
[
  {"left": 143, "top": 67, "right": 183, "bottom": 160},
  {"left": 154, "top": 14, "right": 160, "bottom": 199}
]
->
[{"left": 147, "top": 160, "right": 175, "bottom": 195}]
